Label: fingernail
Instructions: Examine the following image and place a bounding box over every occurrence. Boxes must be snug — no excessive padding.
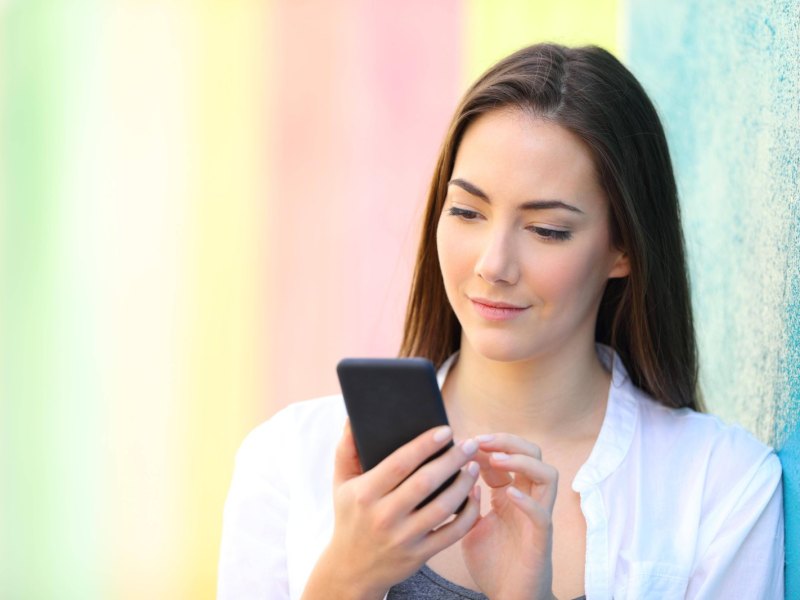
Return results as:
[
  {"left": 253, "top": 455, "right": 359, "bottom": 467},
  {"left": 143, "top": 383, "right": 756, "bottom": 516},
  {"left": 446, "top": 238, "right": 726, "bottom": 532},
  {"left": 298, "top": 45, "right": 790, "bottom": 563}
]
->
[
  {"left": 433, "top": 426, "right": 452, "bottom": 443},
  {"left": 461, "top": 438, "right": 478, "bottom": 455},
  {"left": 467, "top": 461, "right": 479, "bottom": 477},
  {"left": 507, "top": 486, "right": 524, "bottom": 499},
  {"left": 492, "top": 452, "right": 509, "bottom": 461},
  {"left": 475, "top": 434, "right": 495, "bottom": 443}
]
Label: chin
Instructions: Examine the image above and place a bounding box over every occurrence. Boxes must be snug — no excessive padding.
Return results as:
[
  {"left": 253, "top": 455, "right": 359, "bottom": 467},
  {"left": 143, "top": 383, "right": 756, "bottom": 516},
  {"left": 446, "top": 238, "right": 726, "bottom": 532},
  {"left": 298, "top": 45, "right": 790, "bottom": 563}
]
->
[{"left": 462, "top": 331, "right": 541, "bottom": 364}]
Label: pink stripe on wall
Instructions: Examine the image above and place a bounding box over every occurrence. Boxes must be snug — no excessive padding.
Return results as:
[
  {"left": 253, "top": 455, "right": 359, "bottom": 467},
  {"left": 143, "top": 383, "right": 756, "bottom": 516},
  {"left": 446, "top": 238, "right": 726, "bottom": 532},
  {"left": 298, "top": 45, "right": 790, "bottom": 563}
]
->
[{"left": 265, "top": 0, "right": 463, "bottom": 414}]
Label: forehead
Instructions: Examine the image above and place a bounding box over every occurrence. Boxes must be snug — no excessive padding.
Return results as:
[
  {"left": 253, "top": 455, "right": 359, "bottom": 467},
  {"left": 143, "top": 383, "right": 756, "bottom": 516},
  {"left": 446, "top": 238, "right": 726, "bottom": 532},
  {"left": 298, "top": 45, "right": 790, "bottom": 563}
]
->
[{"left": 451, "top": 109, "right": 604, "bottom": 206}]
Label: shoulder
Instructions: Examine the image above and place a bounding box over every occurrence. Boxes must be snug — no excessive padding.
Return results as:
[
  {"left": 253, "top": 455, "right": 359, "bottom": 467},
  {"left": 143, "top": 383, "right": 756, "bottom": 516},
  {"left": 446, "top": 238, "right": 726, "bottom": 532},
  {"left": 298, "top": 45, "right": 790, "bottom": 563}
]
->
[
  {"left": 263, "top": 394, "right": 345, "bottom": 432},
  {"left": 631, "top": 391, "right": 782, "bottom": 518},
  {"left": 234, "top": 394, "right": 347, "bottom": 472},
  {"left": 220, "top": 396, "right": 346, "bottom": 599},
  {"left": 605, "top": 344, "right": 778, "bottom": 481},
  {"left": 636, "top": 393, "right": 777, "bottom": 468},
  {"left": 607, "top": 387, "right": 783, "bottom": 570}
]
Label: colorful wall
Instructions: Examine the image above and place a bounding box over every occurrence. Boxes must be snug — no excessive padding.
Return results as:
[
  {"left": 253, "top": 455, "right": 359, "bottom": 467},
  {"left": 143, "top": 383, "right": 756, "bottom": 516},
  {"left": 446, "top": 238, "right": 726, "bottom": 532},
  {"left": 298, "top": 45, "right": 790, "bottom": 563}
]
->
[{"left": 1, "top": 1, "right": 795, "bottom": 597}]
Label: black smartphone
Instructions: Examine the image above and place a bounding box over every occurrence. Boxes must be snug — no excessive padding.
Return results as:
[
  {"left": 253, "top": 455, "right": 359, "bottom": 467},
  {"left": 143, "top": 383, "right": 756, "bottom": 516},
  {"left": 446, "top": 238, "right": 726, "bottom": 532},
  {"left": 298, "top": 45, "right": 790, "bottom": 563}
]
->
[{"left": 336, "top": 357, "right": 465, "bottom": 511}]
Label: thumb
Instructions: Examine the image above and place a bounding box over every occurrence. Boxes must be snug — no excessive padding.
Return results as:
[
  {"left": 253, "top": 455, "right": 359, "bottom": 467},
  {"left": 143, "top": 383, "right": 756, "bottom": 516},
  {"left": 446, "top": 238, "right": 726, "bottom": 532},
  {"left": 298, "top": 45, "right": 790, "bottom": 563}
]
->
[{"left": 333, "top": 419, "right": 363, "bottom": 486}]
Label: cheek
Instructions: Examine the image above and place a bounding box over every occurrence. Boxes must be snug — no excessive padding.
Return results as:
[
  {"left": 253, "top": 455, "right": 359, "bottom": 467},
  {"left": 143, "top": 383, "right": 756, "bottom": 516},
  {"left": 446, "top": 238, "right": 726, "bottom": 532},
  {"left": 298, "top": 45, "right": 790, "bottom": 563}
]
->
[
  {"left": 436, "top": 220, "right": 474, "bottom": 286},
  {"left": 531, "top": 243, "right": 613, "bottom": 312}
]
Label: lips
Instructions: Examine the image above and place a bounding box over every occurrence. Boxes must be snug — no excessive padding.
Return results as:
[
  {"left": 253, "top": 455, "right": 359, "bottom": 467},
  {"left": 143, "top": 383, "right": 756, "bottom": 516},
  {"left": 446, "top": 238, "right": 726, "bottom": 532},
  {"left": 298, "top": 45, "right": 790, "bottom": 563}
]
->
[{"left": 469, "top": 297, "right": 530, "bottom": 321}]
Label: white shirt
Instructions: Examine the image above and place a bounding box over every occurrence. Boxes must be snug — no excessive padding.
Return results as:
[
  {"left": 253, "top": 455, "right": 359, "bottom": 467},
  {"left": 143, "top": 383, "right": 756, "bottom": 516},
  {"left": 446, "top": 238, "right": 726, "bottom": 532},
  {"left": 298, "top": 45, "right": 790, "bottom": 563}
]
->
[{"left": 217, "top": 347, "right": 785, "bottom": 599}]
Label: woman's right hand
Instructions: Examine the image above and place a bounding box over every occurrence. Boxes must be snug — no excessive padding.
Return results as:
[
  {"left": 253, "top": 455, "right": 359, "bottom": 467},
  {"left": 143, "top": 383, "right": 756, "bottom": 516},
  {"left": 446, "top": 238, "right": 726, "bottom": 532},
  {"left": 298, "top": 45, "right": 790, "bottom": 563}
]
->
[{"left": 301, "top": 420, "right": 482, "bottom": 600}]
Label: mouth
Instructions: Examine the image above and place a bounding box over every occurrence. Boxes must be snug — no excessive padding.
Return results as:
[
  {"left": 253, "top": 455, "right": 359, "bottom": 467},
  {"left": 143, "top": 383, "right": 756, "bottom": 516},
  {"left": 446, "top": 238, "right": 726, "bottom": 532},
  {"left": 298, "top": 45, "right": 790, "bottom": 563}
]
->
[{"left": 469, "top": 297, "right": 530, "bottom": 321}]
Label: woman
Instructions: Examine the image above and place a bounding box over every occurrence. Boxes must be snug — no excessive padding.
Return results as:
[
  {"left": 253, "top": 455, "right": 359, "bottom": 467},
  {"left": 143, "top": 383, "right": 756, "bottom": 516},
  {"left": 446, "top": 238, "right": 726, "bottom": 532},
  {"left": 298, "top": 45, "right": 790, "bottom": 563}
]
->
[{"left": 218, "top": 44, "right": 784, "bottom": 599}]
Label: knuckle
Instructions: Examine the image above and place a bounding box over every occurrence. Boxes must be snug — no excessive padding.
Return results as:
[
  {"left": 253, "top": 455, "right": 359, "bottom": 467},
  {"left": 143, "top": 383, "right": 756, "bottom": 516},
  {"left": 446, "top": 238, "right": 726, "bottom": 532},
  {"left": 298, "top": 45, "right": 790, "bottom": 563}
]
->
[
  {"left": 386, "top": 457, "right": 409, "bottom": 482},
  {"left": 413, "top": 471, "right": 436, "bottom": 495},
  {"left": 352, "top": 487, "right": 372, "bottom": 509},
  {"left": 371, "top": 507, "right": 393, "bottom": 533},
  {"left": 426, "top": 497, "right": 454, "bottom": 524},
  {"left": 452, "top": 505, "right": 476, "bottom": 535}
]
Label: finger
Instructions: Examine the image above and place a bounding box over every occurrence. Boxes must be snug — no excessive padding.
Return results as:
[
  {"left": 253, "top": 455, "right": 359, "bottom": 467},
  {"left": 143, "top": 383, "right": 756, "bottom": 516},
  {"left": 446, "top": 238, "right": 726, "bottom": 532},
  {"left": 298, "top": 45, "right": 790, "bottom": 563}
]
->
[
  {"left": 360, "top": 425, "right": 456, "bottom": 498},
  {"left": 506, "top": 485, "right": 552, "bottom": 529},
  {"left": 489, "top": 452, "right": 558, "bottom": 509},
  {"left": 333, "top": 419, "right": 363, "bottom": 487},
  {"left": 391, "top": 439, "right": 480, "bottom": 515},
  {"left": 473, "top": 449, "right": 513, "bottom": 488},
  {"left": 475, "top": 433, "right": 542, "bottom": 460},
  {"left": 418, "top": 485, "right": 481, "bottom": 557},
  {"left": 406, "top": 460, "right": 481, "bottom": 531}
]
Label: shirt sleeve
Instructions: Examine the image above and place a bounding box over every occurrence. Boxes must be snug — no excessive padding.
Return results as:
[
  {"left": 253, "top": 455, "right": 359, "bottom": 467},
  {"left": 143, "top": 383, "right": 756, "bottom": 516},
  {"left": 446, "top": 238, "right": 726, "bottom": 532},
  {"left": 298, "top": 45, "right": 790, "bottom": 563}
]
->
[
  {"left": 218, "top": 412, "right": 293, "bottom": 600},
  {"left": 686, "top": 450, "right": 785, "bottom": 599}
]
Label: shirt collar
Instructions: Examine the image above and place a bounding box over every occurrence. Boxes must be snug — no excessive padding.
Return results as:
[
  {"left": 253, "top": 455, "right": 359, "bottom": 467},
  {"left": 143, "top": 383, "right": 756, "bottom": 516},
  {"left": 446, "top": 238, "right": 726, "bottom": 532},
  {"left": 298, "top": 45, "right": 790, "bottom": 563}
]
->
[
  {"left": 436, "top": 352, "right": 459, "bottom": 389},
  {"left": 435, "top": 345, "right": 639, "bottom": 492},
  {"left": 572, "top": 344, "right": 639, "bottom": 492}
]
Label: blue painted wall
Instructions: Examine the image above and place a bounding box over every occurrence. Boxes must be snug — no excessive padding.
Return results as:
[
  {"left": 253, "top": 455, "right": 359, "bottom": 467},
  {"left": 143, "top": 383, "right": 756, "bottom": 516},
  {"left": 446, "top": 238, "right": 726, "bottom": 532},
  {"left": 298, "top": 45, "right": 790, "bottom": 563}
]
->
[{"left": 626, "top": 1, "right": 799, "bottom": 596}]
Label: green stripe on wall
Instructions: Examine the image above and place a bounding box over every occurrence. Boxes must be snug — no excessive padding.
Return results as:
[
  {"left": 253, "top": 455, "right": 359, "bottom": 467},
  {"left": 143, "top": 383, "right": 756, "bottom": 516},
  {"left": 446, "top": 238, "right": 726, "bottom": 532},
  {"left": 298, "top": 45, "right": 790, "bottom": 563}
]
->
[
  {"left": 2, "top": 5, "right": 63, "bottom": 595},
  {"left": 1, "top": 3, "right": 106, "bottom": 597}
]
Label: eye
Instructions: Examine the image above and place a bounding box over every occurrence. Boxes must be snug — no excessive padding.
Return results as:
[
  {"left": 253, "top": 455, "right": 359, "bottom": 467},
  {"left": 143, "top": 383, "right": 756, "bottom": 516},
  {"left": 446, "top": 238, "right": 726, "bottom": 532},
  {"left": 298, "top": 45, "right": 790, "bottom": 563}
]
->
[
  {"left": 529, "top": 226, "right": 572, "bottom": 241},
  {"left": 446, "top": 206, "right": 481, "bottom": 221}
]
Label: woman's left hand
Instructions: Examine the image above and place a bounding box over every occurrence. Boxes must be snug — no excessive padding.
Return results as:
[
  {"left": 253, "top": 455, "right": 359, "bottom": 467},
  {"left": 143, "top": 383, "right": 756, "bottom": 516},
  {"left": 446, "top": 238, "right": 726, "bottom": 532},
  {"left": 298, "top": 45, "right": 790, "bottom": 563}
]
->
[{"left": 461, "top": 433, "right": 558, "bottom": 600}]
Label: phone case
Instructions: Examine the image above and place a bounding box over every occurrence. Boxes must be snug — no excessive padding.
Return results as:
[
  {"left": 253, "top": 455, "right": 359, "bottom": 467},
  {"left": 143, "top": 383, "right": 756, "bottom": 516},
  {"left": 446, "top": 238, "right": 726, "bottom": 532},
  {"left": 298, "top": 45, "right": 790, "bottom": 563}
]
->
[{"left": 336, "top": 357, "right": 463, "bottom": 510}]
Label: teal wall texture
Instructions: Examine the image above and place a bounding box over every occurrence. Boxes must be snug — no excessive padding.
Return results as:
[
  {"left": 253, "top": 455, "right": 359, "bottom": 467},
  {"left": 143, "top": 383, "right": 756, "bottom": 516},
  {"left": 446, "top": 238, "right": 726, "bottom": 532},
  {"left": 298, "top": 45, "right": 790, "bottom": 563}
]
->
[{"left": 627, "top": 1, "right": 799, "bottom": 595}]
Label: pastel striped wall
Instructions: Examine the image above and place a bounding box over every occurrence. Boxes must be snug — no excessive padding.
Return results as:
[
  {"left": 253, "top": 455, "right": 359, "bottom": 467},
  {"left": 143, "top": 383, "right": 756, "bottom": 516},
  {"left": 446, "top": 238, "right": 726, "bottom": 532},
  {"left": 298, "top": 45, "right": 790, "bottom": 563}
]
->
[
  {"left": 1, "top": 2, "right": 620, "bottom": 597},
  {"left": 9, "top": 2, "right": 796, "bottom": 598}
]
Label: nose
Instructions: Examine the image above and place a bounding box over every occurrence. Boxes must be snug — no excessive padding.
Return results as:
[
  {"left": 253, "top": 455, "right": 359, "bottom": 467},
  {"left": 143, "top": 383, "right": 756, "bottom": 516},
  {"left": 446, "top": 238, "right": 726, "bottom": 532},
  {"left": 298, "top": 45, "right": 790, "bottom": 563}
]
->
[{"left": 474, "top": 225, "right": 520, "bottom": 285}]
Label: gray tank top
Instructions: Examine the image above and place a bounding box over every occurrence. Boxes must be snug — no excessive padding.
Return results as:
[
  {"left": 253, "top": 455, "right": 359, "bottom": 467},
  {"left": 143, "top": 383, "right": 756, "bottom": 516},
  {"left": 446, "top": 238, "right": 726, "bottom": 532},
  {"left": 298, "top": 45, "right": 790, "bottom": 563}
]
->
[{"left": 387, "top": 565, "right": 586, "bottom": 599}]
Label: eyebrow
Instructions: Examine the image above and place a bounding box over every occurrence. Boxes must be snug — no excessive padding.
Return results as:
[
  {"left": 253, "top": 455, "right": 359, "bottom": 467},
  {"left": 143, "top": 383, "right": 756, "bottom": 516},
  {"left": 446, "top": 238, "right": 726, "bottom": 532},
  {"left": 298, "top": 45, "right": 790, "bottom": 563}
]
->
[{"left": 448, "top": 178, "right": 584, "bottom": 214}]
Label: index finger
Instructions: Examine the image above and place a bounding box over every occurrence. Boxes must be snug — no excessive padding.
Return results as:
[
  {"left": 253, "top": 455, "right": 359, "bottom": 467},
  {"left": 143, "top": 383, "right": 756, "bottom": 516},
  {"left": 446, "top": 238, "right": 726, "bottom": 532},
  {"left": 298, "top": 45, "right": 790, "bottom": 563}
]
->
[
  {"left": 474, "top": 433, "right": 542, "bottom": 460},
  {"left": 359, "top": 425, "right": 455, "bottom": 500},
  {"left": 473, "top": 448, "right": 513, "bottom": 488}
]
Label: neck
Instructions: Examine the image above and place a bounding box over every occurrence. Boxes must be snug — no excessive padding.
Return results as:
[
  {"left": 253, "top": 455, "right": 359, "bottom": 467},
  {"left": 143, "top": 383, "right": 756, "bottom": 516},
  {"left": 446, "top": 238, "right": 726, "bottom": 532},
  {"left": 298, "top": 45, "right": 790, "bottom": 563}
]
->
[{"left": 442, "top": 338, "right": 611, "bottom": 447}]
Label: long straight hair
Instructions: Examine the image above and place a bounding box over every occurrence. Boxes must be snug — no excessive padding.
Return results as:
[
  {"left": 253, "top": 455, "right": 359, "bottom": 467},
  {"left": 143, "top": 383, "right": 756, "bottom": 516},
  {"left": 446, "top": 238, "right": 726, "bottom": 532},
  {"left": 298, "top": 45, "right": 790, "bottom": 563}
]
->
[{"left": 400, "top": 43, "right": 702, "bottom": 411}]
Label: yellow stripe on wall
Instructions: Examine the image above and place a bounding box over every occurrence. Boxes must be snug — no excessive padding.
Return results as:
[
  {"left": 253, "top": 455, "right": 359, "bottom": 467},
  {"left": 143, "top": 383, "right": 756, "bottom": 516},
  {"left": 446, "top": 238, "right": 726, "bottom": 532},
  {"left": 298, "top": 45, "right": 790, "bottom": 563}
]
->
[
  {"left": 464, "top": 0, "right": 620, "bottom": 85},
  {"left": 182, "top": 3, "right": 271, "bottom": 598}
]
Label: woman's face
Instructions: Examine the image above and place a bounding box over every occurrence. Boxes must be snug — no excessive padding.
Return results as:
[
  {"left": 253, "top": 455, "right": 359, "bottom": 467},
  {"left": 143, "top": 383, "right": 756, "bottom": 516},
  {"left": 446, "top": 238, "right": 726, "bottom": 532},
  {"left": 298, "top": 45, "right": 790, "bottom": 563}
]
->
[{"left": 436, "top": 109, "right": 629, "bottom": 363}]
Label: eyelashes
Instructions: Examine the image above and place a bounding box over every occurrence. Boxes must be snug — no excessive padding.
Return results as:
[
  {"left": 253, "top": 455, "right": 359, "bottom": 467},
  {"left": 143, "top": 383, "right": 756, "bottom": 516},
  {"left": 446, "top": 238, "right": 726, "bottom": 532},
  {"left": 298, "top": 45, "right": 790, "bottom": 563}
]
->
[
  {"left": 445, "top": 207, "right": 573, "bottom": 242},
  {"left": 446, "top": 206, "right": 480, "bottom": 220},
  {"left": 528, "top": 227, "right": 572, "bottom": 241}
]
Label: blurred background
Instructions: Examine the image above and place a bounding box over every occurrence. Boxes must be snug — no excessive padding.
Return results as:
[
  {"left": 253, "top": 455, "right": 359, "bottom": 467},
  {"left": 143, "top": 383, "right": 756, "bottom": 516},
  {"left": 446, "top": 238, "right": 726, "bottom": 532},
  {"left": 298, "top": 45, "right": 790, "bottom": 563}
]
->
[{"left": 1, "top": 0, "right": 797, "bottom": 598}]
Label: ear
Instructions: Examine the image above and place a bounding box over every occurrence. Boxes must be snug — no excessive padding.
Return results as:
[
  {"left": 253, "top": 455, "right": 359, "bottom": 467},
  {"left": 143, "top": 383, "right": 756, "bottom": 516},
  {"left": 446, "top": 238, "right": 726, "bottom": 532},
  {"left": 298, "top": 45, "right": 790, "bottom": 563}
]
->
[{"left": 608, "top": 250, "right": 630, "bottom": 279}]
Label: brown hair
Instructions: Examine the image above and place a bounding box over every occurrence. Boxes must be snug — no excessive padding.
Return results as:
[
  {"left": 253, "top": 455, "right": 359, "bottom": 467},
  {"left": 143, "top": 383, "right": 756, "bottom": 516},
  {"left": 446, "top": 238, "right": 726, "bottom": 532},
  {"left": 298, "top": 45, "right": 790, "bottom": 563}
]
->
[{"left": 400, "top": 43, "right": 702, "bottom": 411}]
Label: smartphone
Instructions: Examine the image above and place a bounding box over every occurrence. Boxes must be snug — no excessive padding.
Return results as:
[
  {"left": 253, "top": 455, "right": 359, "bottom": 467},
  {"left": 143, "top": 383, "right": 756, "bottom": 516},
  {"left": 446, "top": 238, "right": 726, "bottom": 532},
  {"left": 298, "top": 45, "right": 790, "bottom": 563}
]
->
[{"left": 336, "top": 357, "right": 465, "bottom": 511}]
